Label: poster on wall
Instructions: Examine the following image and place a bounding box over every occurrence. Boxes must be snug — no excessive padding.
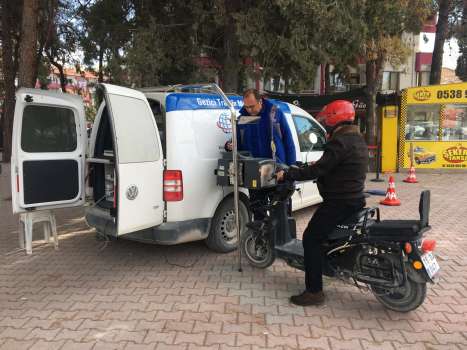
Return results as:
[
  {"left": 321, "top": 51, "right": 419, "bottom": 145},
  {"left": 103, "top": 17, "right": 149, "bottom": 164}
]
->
[{"left": 404, "top": 142, "right": 467, "bottom": 169}]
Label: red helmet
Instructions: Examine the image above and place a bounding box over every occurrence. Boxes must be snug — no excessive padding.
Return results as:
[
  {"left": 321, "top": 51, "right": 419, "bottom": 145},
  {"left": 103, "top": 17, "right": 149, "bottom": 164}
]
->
[{"left": 316, "top": 100, "right": 355, "bottom": 129}]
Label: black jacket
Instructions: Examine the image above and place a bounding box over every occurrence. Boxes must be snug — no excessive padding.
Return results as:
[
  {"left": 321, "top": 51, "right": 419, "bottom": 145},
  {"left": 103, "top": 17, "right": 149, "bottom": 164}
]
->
[{"left": 286, "top": 125, "right": 368, "bottom": 200}]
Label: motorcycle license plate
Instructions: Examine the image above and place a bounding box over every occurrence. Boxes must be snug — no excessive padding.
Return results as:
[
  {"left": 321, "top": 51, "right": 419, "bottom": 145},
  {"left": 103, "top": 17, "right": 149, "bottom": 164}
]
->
[{"left": 421, "top": 252, "right": 440, "bottom": 278}]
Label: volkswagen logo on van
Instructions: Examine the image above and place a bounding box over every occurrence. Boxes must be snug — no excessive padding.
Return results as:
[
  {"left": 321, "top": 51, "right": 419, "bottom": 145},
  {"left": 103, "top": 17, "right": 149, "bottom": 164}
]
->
[{"left": 126, "top": 185, "right": 138, "bottom": 200}]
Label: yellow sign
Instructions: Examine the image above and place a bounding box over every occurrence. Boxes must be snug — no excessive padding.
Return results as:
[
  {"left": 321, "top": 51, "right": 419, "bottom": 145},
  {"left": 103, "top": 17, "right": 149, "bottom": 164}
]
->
[
  {"left": 406, "top": 82, "right": 467, "bottom": 105},
  {"left": 403, "top": 141, "right": 467, "bottom": 169},
  {"left": 384, "top": 106, "right": 397, "bottom": 118},
  {"left": 443, "top": 145, "right": 467, "bottom": 163},
  {"left": 412, "top": 89, "right": 432, "bottom": 102},
  {"left": 381, "top": 105, "right": 398, "bottom": 172}
]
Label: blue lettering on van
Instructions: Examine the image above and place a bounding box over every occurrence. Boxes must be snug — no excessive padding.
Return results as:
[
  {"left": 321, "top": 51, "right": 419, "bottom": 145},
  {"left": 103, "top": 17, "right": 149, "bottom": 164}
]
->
[{"left": 166, "top": 93, "right": 244, "bottom": 112}]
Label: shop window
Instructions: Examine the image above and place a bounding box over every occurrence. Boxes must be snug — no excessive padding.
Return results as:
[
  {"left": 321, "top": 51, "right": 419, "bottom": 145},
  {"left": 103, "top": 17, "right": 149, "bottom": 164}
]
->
[
  {"left": 418, "top": 71, "right": 430, "bottom": 86},
  {"left": 381, "top": 72, "right": 400, "bottom": 91},
  {"left": 405, "top": 105, "right": 440, "bottom": 141},
  {"left": 442, "top": 104, "right": 467, "bottom": 141}
]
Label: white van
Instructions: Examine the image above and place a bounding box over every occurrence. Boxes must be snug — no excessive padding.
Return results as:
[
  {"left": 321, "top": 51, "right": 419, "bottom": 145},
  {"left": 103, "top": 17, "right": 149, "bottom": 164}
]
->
[{"left": 11, "top": 84, "right": 326, "bottom": 252}]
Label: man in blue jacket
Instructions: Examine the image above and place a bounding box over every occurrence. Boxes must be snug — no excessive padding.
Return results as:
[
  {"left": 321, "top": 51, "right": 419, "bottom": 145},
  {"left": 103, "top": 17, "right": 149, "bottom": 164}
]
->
[
  {"left": 227, "top": 89, "right": 296, "bottom": 166},
  {"left": 226, "top": 89, "right": 296, "bottom": 221}
]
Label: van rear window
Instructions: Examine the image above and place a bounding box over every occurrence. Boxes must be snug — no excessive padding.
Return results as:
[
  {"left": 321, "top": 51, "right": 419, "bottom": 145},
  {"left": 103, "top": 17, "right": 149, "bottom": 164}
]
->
[
  {"left": 107, "top": 94, "right": 160, "bottom": 163},
  {"left": 21, "top": 105, "right": 77, "bottom": 153}
]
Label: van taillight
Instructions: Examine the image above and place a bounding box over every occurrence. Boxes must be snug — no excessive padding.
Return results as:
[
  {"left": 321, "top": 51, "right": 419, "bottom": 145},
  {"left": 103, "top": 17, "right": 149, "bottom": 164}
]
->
[{"left": 164, "top": 170, "right": 183, "bottom": 201}]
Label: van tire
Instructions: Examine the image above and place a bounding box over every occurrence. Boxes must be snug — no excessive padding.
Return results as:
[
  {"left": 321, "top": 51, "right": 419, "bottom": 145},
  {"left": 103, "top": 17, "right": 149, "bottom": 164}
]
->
[{"left": 206, "top": 197, "right": 249, "bottom": 253}]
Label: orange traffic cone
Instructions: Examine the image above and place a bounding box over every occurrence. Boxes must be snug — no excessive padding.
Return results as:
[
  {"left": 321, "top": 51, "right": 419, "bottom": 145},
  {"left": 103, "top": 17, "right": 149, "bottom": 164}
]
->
[
  {"left": 380, "top": 176, "right": 401, "bottom": 206},
  {"left": 403, "top": 166, "right": 418, "bottom": 183}
]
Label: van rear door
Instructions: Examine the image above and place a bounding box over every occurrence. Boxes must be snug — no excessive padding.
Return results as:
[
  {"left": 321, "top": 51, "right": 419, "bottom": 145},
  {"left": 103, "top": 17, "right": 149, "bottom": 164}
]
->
[
  {"left": 11, "top": 89, "right": 86, "bottom": 213},
  {"left": 100, "top": 84, "right": 164, "bottom": 235}
]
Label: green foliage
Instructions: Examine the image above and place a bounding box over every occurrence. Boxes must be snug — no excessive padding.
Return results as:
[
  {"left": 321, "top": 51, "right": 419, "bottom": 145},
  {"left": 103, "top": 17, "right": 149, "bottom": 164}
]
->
[
  {"left": 361, "top": 0, "right": 432, "bottom": 61},
  {"left": 36, "top": 59, "right": 51, "bottom": 89},
  {"left": 356, "top": 0, "right": 432, "bottom": 144},
  {"left": 79, "top": 0, "right": 132, "bottom": 81},
  {"left": 85, "top": 104, "right": 97, "bottom": 122},
  {"left": 124, "top": 1, "right": 212, "bottom": 87},
  {"left": 41, "top": 0, "right": 82, "bottom": 89}
]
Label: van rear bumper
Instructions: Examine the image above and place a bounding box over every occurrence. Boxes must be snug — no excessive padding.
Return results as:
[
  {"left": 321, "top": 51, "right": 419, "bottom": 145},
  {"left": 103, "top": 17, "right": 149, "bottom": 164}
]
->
[
  {"left": 85, "top": 208, "right": 210, "bottom": 245},
  {"left": 85, "top": 207, "right": 117, "bottom": 236},
  {"left": 124, "top": 219, "right": 211, "bottom": 245}
]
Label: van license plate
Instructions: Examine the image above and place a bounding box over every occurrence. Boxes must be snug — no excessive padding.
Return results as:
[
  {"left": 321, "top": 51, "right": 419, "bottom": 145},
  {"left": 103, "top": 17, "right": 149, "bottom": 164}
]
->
[{"left": 421, "top": 252, "right": 439, "bottom": 278}]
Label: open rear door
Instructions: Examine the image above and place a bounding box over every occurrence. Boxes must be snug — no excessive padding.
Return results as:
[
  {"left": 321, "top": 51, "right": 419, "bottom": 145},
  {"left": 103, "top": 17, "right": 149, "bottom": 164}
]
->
[
  {"left": 11, "top": 89, "right": 86, "bottom": 213},
  {"left": 99, "top": 84, "right": 164, "bottom": 235}
]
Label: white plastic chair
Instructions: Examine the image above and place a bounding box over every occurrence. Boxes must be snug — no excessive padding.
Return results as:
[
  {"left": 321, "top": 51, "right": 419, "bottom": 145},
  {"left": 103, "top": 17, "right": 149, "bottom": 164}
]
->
[{"left": 19, "top": 211, "right": 58, "bottom": 255}]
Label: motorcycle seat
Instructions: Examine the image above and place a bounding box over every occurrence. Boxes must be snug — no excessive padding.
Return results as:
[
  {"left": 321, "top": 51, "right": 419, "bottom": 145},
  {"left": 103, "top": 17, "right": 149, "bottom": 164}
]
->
[
  {"left": 367, "top": 190, "right": 431, "bottom": 242},
  {"left": 367, "top": 220, "right": 426, "bottom": 241}
]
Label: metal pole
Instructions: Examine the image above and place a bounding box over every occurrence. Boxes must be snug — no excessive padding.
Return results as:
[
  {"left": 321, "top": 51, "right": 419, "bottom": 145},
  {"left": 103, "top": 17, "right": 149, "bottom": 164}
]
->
[
  {"left": 210, "top": 84, "right": 242, "bottom": 272},
  {"left": 371, "top": 106, "right": 384, "bottom": 182},
  {"left": 371, "top": 145, "right": 384, "bottom": 182}
]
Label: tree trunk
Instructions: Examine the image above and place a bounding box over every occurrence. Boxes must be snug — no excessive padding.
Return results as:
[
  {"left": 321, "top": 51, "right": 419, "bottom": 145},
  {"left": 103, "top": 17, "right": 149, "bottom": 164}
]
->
[
  {"left": 455, "top": 0, "right": 467, "bottom": 81},
  {"left": 284, "top": 73, "right": 290, "bottom": 94},
  {"left": 430, "top": 0, "right": 452, "bottom": 85},
  {"left": 98, "top": 48, "right": 104, "bottom": 83},
  {"left": 53, "top": 60, "right": 67, "bottom": 92},
  {"left": 221, "top": 0, "right": 241, "bottom": 93},
  {"left": 1, "top": 0, "right": 18, "bottom": 162},
  {"left": 273, "top": 75, "right": 280, "bottom": 91},
  {"left": 35, "top": 0, "right": 56, "bottom": 85},
  {"left": 364, "top": 55, "right": 385, "bottom": 148},
  {"left": 18, "top": 0, "right": 40, "bottom": 88},
  {"left": 324, "top": 63, "right": 331, "bottom": 94}
]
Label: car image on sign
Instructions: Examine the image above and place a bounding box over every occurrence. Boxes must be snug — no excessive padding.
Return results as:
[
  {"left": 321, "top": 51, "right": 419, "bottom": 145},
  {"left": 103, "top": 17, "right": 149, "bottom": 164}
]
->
[{"left": 413, "top": 147, "right": 436, "bottom": 164}]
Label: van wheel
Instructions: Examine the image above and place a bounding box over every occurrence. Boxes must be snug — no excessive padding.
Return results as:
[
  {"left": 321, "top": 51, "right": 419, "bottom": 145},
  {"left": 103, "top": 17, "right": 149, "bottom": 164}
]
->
[{"left": 206, "top": 197, "right": 249, "bottom": 253}]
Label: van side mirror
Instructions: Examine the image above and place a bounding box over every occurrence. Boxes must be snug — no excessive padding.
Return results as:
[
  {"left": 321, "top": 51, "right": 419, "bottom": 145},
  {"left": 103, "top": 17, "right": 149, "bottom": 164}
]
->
[{"left": 308, "top": 133, "right": 318, "bottom": 145}]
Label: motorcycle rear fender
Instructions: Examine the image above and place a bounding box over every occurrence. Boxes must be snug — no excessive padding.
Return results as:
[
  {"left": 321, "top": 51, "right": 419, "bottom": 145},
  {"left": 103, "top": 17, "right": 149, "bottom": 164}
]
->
[{"left": 405, "top": 263, "right": 431, "bottom": 284}]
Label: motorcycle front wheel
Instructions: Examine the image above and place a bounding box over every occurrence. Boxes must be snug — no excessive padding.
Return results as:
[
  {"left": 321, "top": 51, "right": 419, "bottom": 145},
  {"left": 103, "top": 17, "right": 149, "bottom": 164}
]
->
[
  {"left": 241, "top": 229, "right": 275, "bottom": 269},
  {"left": 372, "top": 279, "right": 427, "bottom": 313}
]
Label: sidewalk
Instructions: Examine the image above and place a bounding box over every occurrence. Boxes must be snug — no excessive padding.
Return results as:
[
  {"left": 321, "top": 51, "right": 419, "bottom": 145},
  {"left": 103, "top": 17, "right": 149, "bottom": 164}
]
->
[{"left": 1, "top": 163, "right": 467, "bottom": 350}]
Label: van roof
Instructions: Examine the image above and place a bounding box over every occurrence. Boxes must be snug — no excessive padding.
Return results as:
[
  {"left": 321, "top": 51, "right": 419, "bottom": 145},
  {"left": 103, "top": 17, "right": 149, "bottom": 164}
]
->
[
  {"left": 164, "top": 93, "right": 292, "bottom": 114},
  {"left": 141, "top": 88, "right": 292, "bottom": 115},
  {"left": 165, "top": 93, "right": 244, "bottom": 112}
]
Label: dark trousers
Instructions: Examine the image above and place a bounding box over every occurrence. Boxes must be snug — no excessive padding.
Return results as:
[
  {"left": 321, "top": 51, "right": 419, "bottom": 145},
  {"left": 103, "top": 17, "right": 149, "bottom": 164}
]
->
[{"left": 303, "top": 197, "right": 365, "bottom": 293}]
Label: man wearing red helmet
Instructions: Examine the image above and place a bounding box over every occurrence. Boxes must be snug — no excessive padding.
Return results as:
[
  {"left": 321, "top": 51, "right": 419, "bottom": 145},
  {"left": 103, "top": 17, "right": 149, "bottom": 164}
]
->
[{"left": 277, "top": 100, "right": 368, "bottom": 306}]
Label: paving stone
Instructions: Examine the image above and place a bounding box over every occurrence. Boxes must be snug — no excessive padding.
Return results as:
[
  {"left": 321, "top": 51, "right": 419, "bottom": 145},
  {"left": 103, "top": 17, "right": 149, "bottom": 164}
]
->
[
  {"left": 1, "top": 168, "right": 467, "bottom": 350},
  {"left": 29, "top": 339, "right": 65, "bottom": 350}
]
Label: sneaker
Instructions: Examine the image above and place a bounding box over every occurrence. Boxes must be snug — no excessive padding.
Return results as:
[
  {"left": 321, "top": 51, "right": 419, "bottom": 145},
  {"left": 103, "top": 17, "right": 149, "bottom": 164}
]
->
[{"left": 290, "top": 291, "right": 325, "bottom": 306}]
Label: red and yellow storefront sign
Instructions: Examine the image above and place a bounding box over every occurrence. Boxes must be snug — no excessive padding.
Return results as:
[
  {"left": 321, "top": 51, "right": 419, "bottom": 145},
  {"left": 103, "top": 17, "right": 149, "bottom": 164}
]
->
[
  {"left": 398, "top": 83, "right": 467, "bottom": 170},
  {"left": 406, "top": 84, "right": 467, "bottom": 105},
  {"left": 403, "top": 142, "right": 467, "bottom": 169}
]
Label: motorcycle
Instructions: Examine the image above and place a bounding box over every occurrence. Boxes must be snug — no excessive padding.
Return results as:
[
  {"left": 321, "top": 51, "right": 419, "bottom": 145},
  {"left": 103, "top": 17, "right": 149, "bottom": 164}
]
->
[{"left": 241, "top": 173, "right": 439, "bottom": 312}]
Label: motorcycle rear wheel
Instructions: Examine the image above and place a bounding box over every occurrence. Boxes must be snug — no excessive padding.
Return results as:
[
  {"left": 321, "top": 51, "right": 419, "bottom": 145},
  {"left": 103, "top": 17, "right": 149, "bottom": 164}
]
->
[
  {"left": 372, "top": 279, "right": 427, "bottom": 313},
  {"left": 241, "top": 229, "right": 275, "bottom": 269}
]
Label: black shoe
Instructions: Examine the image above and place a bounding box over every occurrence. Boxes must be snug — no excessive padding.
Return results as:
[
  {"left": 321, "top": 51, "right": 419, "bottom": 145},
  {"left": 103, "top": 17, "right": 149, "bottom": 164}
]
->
[{"left": 290, "top": 291, "right": 325, "bottom": 306}]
